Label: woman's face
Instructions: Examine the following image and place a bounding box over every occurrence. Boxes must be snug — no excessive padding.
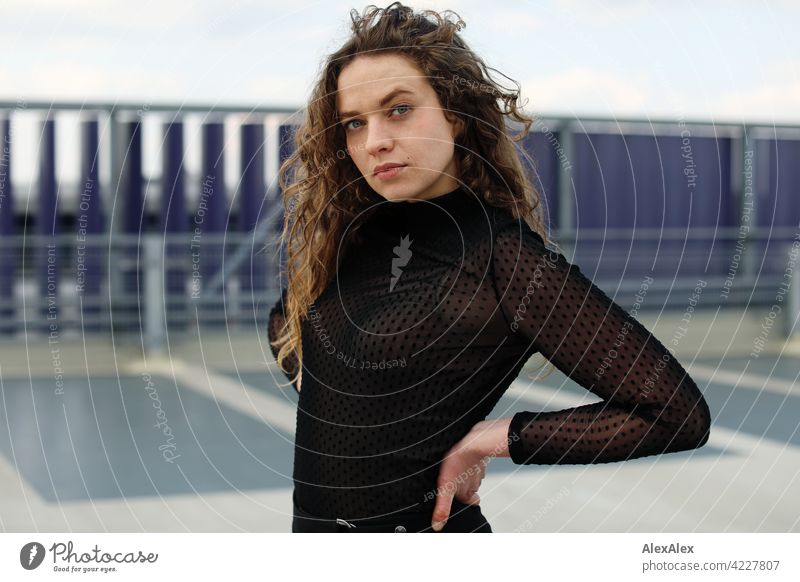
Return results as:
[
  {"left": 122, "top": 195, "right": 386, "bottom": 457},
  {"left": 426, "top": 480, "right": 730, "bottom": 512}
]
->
[{"left": 336, "top": 53, "right": 459, "bottom": 203}]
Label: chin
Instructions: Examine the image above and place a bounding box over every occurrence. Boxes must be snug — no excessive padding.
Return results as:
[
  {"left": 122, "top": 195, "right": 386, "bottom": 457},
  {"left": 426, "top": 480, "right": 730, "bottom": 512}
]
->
[{"left": 373, "top": 185, "right": 416, "bottom": 203}]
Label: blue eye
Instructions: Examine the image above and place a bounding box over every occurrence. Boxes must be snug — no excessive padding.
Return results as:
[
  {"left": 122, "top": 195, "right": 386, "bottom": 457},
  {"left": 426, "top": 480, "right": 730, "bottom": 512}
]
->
[{"left": 342, "top": 104, "right": 411, "bottom": 132}]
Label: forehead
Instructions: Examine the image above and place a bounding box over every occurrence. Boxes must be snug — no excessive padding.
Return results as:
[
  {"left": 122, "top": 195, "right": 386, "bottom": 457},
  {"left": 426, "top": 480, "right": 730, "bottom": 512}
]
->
[{"left": 336, "top": 54, "right": 431, "bottom": 111}]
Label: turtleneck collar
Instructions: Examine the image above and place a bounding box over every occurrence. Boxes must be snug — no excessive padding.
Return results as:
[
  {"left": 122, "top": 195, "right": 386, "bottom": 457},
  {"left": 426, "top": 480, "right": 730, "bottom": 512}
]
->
[{"left": 365, "top": 184, "right": 484, "bottom": 226}]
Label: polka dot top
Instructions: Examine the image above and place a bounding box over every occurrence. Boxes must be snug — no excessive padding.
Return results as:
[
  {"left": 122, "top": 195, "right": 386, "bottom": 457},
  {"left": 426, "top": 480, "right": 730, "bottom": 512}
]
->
[{"left": 267, "top": 184, "right": 712, "bottom": 520}]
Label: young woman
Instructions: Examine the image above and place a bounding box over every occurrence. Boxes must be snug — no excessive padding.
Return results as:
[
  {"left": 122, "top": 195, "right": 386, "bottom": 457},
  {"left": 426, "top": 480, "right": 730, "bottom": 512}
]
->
[{"left": 267, "top": 2, "right": 711, "bottom": 533}]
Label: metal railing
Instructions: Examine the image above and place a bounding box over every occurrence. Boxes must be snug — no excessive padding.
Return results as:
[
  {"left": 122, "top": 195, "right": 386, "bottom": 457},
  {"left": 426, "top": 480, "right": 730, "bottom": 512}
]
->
[
  {"left": 2, "top": 101, "right": 799, "bottom": 351},
  {"left": 2, "top": 227, "right": 798, "bottom": 352},
  {"left": 0, "top": 229, "right": 285, "bottom": 344}
]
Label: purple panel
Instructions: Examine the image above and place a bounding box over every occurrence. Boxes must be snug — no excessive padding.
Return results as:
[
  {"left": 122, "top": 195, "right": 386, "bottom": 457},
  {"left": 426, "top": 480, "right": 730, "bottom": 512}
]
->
[
  {"left": 0, "top": 118, "right": 12, "bottom": 234},
  {"left": 574, "top": 132, "right": 632, "bottom": 230},
  {"left": 239, "top": 123, "right": 265, "bottom": 232},
  {"left": 276, "top": 124, "right": 296, "bottom": 240},
  {"left": 122, "top": 120, "right": 145, "bottom": 234},
  {"left": 657, "top": 134, "right": 734, "bottom": 230},
  {"left": 162, "top": 121, "right": 186, "bottom": 233},
  {"left": 757, "top": 138, "right": 800, "bottom": 230},
  {"left": 197, "top": 121, "right": 226, "bottom": 324},
  {"left": 522, "top": 130, "right": 560, "bottom": 230},
  {"left": 37, "top": 118, "right": 59, "bottom": 327},
  {"left": 198, "top": 121, "right": 226, "bottom": 233},
  {"left": 754, "top": 138, "right": 800, "bottom": 279},
  {"left": 239, "top": 122, "right": 267, "bottom": 304},
  {"left": 573, "top": 130, "right": 735, "bottom": 285},
  {"left": 162, "top": 120, "right": 187, "bottom": 328},
  {"left": 78, "top": 118, "right": 104, "bottom": 330},
  {"left": 120, "top": 120, "right": 144, "bottom": 326}
]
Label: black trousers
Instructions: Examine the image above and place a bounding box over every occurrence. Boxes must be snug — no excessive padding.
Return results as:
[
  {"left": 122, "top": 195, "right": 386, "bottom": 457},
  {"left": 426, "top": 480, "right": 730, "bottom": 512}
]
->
[{"left": 292, "top": 490, "right": 492, "bottom": 533}]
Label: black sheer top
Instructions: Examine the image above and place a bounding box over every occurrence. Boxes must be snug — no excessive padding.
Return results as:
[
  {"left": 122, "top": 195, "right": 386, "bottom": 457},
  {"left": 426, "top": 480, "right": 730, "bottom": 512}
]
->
[{"left": 267, "top": 185, "right": 711, "bottom": 520}]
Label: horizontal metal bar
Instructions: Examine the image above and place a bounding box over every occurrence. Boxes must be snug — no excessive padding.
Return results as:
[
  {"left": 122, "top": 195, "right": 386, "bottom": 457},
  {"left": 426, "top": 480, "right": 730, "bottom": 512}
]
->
[
  {"left": 0, "top": 100, "right": 299, "bottom": 115},
  {"left": 1, "top": 226, "right": 798, "bottom": 245},
  {"left": 4, "top": 101, "right": 800, "bottom": 131}
]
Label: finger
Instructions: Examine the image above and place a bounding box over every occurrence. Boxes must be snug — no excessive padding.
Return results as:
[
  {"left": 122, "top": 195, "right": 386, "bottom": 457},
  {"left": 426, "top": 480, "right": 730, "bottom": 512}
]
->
[
  {"left": 457, "top": 487, "right": 474, "bottom": 504},
  {"left": 432, "top": 489, "right": 454, "bottom": 532}
]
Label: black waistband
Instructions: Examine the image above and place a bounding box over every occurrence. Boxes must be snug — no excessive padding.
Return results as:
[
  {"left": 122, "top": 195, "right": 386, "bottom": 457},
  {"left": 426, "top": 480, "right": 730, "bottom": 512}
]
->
[
  {"left": 291, "top": 489, "right": 489, "bottom": 533},
  {"left": 292, "top": 489, "right": 435, "bottom": 522}
]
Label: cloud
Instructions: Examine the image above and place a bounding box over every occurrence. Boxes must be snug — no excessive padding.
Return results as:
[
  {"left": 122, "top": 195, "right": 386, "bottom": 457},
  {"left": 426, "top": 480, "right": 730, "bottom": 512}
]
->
[
  {"left": 717, "top": 79, "right": 800, "bottom": 123},
  {"left": 520, "top": 59, "right": 800, "bottom": 123},
  {"left": 0, "top": 61, "right": 183, "bottom": 102},
  {"left": 712, "top": 58, "right": 800, "bottom": 122},
  {"left": 245, "top": 76, "right": 315, "bottom": 109},
  {"left": 0, "top": 0, "right": 190, "bottom": 37},
  {"left": 521, "top": 68, "right": 650, "bottom": 117}
]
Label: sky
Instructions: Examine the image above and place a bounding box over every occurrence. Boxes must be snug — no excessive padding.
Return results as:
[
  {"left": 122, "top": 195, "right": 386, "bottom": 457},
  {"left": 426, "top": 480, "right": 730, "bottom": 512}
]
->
[{"left": 2, "top": 0, "right": 798, "bottom": 191}]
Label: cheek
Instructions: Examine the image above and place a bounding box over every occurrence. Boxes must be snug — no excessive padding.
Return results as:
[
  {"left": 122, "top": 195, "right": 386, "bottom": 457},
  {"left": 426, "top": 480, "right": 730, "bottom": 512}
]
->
[
  {"left": 409, "top": 114, "right": 454, "bottom": 159},
  {"left": 416, "top": 129, "right": 454, "bottom": 168},
  {"left": 346, "top": 139, "right": 366, "bottom": 168}
]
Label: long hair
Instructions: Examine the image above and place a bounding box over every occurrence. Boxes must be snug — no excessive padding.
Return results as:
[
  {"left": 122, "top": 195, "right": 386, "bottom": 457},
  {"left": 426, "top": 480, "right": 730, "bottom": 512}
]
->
[{"left": 271, "top": 2, "right": 557, "bottom": 388}]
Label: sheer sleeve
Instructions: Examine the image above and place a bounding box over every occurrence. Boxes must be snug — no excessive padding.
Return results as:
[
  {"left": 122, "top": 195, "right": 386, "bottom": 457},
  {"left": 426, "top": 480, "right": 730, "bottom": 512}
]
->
[
  {"left": 491, "top": 221, "right": 711, "bottom": 465},
  {"left": 267, "top": 286, "right": 301, "bottom": 394}
]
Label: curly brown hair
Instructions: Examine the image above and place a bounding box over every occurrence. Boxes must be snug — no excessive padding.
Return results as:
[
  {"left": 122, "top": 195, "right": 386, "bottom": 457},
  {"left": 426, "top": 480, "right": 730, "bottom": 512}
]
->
[{"left": 270, "top": 2, "right": 555, "bottom": 389}]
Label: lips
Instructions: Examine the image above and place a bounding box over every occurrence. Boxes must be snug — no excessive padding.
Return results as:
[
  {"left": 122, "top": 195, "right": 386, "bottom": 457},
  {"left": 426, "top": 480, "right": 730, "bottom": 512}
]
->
[{"left": 373, "top": 163, "right": 405, "bottom": 175}]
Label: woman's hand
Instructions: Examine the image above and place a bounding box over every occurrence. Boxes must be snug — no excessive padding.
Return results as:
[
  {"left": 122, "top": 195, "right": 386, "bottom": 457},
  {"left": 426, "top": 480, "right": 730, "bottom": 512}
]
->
[{"left": 431, "top": 417, "right": 512, "bottom": 531}]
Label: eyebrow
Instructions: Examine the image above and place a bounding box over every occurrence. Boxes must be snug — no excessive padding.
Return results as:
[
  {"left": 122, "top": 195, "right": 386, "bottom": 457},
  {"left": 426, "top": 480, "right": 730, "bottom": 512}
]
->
[{"left": 337, "top": 88, "right": 416, "bottom": 121}]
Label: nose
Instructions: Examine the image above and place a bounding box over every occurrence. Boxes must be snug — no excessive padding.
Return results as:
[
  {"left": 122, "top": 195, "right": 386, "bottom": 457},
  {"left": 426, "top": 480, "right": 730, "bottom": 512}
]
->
[{"left": 364, "top": 118, "right": 394, "bottom": 157}]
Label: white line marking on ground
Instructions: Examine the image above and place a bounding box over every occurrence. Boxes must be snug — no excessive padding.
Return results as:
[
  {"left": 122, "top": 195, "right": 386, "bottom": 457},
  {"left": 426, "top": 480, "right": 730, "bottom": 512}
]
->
[
  {"left": 122, "top": 359, "right": 298, "bottom": 436},
  {"left": 688, "top": 364, "right": 798, "bottom": 396}
]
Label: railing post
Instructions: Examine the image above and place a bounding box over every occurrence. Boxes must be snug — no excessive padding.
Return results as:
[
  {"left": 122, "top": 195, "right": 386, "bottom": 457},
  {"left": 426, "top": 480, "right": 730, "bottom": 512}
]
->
[
  {"left": 786, "top": 240, "right": 800, "bottom": 340},
  {"left": 108, "top": 109, "right": 124, "bottom": 331},
  {"left": 738, "top": 126, "right": 758, "bottom": 294},
  {"left": 78, "top": 115, "right": 104, "bottom": 332},
  {"left": 0, "top": 116, "right": 15, "bottom": 335},
  {"left": 143, "top": 234, "right": 166, "bottom": 354}
]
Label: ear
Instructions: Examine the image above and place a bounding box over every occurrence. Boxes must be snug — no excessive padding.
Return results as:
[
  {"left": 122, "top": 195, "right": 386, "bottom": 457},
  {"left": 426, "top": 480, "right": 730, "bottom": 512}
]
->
[{"left": 448, "top": 114, "right": 465, "bottom": 143}]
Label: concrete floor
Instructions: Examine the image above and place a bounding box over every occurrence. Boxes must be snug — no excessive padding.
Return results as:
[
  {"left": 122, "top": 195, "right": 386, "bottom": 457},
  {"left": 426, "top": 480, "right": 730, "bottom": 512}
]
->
[{"left": 1, "top": 306, "right": 798, "bottom": 532}]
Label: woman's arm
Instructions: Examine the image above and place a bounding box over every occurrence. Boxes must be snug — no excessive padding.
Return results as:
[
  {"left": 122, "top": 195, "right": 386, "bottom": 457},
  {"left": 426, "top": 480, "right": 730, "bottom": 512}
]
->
[
  {"left": 267, "top": 286, "right": 302, "bottom": 394},
  {"left": 489, "top": 221, "right": 711, "bottom": 465},
  {"left": 431, "top": 222, "right": 713, "bottom": 530}
]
